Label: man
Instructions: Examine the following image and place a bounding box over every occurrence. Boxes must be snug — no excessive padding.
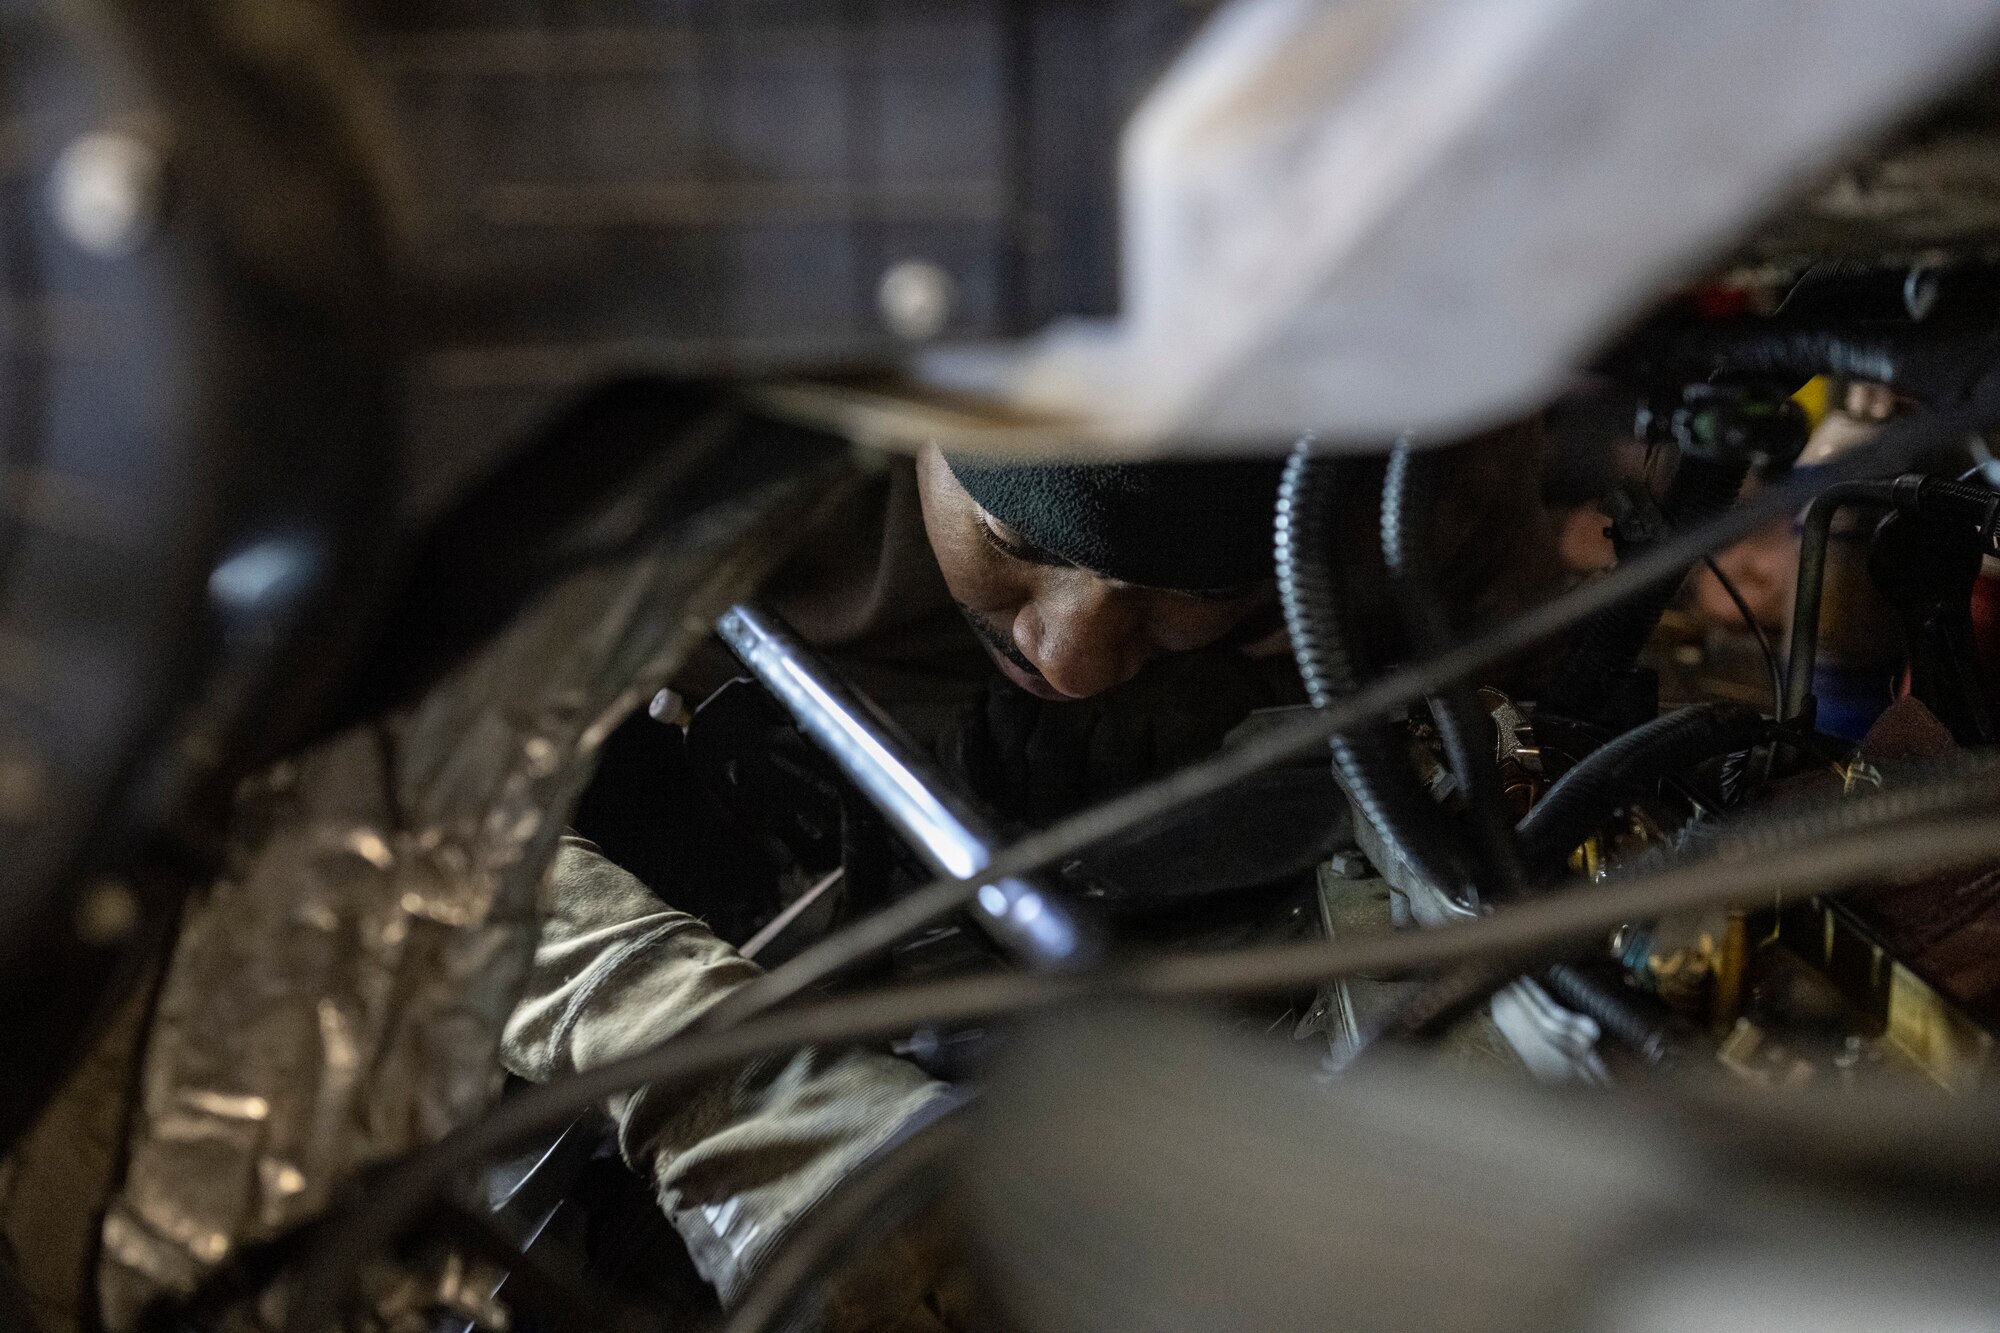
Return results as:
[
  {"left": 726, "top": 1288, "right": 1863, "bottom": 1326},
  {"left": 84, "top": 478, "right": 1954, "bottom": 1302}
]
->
[
  {"left": 669, "top": 443, "right": 1302, "bottom": 823},
  {"left": 504, "top": 430, "right": 1558, "bottom": 1328},
  {"left": 913, "top": 446, "right": 1284, "bottom": 700}
]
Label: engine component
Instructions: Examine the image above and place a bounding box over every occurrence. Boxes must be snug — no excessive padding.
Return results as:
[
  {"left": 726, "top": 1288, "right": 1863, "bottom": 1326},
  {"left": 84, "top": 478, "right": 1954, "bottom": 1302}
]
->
[
  {"left": 1485, "top": 977, "right": 1610, "bottom": 1086},
  {"left": 1870, "top": 509, "right": 1996, "bottom": 746},
  {"left": 1541, "top": 383, "right": 1789, "bottom": 732},
  {"left": 1514, "top": 702, "right": 1766, "bottom": 879},
  {"left": 1693, "top": 897, "right": 1996, "bottom": 1095},
  {"left": 1786, "top": 473, "right": 2000, "bottom": 727}
]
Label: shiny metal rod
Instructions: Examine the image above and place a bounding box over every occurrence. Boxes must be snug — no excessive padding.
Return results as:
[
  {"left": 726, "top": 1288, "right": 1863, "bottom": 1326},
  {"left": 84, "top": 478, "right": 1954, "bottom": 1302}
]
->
[{"left": 717, "top": 603, "right": 1091, "bottom": 970}]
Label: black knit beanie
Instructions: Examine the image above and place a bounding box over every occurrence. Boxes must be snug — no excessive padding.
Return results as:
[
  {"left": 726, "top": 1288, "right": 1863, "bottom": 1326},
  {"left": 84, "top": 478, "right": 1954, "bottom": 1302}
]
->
[{"left": 944, "top": 455, "right": 1284, "bottom": 590}]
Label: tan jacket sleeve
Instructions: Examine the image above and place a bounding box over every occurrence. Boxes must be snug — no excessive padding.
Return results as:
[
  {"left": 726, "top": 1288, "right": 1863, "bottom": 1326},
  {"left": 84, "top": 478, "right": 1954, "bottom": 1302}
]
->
[{"left": 502, "top": 836, "right": 949, "bottom": 1304}]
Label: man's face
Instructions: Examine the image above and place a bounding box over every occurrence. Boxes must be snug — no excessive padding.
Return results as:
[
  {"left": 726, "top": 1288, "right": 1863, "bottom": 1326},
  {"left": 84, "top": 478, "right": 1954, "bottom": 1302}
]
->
[{"left": 914, "top": 446, "right": 1277, "bottom": 700}]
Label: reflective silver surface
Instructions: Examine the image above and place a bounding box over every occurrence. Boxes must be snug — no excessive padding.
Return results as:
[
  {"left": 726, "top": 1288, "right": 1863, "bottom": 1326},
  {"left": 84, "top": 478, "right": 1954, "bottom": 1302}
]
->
[{"left": 94, "top": 447, "right": 850, "bottom": 1330}]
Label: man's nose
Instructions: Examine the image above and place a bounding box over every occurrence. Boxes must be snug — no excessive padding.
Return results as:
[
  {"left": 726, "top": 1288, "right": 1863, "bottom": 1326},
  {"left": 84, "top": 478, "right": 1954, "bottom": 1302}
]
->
[{"left": 1016, "top": 591, "right": 1148, "bottom": 699}]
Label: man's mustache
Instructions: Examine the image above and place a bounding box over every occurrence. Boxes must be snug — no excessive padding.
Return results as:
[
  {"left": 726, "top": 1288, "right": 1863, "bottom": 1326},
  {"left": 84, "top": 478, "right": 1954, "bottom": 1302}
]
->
[{"left": 956, "top": 604, "right": 1044, "bottom": 679}]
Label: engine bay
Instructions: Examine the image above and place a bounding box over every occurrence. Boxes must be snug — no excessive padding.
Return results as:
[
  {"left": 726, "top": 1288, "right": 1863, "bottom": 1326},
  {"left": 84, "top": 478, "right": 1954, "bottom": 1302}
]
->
[{"left": 10, "top": 3, "right": 2000, "bottom": 1331}]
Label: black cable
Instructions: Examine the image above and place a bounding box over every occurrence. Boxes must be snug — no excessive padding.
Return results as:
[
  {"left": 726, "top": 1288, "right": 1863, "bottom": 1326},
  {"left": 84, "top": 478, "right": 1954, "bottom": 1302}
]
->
[
  {"left": 1702, "top": 555, "right": 1784, "bottom": 714},
  {"left": 1541, "top": 962, "right": 1680, "bottom": 1066},
  {"left": 1279, "top": 437, "right": 1473, "bottom": 899},
  {"left": 699, "top": 414, "right": 1940, "bottom": 1031},
  {"left": 1382, "top": 437, "right": 1530, "bottom": 899},
  {"left": 1370, "top": 958, "right": 1682, "bottom": 1066},
  {"left": 273, "top": 787, "right": 2000, "bottom": 1333},
  {"left": 1358, "top": 438, "right": 1531, "bottom": 1051},
  {"left": 1612, "top": 320, "right": 2000, "bottom": 406},
  {"left": 1514, "top": 703, "right": 1768, "bottom": 877}
]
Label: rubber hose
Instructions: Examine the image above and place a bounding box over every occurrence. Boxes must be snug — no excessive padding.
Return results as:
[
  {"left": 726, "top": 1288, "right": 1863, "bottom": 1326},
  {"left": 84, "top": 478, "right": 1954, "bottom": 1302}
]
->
[
  {"left": 1541, "top": 961, "right": 1678, "bottom": 1065},
  {"left": 1381, "top": 439, "right": 1529, "bottom": 898},
  {"left": 1616, "top": 321, "right": 2000, "bottom": 404},
  {"left": 1542, "top": 452, "right": 1750, "bottom": 726},
  {"left": 1648, "top": 326, "right": 1902, "bottom": 386},
  {"left": 1277, "top": 440, "right": 1471, "bottom": 900},
  {"left": 1918, "top": 475, "right": 2000, "bottom": 518},
  {"left": 1663, "top": 747, "right": 2000, "bottom": 869},
  {"left": 1516, "top": 702, "right": 1767, "bottom": 877}
]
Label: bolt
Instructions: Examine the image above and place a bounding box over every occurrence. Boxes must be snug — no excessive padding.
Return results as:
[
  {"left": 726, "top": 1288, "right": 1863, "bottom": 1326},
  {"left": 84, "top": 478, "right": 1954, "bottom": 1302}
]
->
[
  {"left": 877, "top": 259, "right": 955, "bottom": 341},
  {"left": 51, "top": 130, "right": 163, "bottom": 257},
  {"left": 76, "top": 878, "right": 139, "bottom": 945},
  {"left": 648, "top": 687, "right": 684, "bottom": 724}
]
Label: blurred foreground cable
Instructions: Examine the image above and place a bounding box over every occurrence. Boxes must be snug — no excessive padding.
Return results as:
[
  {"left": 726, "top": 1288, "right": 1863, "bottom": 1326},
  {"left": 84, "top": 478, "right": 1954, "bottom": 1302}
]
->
[{"left": 278, "top": 793, "right": 2000, "bottom": 1333}]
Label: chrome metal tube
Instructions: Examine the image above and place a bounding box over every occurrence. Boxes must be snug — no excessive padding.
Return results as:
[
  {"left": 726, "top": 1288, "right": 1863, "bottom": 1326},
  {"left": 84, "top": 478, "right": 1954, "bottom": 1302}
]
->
[{"left": 717, "top": 603, "right": 1091, "bottom": 970}]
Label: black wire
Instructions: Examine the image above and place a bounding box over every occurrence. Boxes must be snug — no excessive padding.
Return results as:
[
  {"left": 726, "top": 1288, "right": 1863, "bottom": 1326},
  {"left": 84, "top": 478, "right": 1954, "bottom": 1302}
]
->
[
  {"left": 697, "top": 414, "right": 1940, "bottom": 1032},
  {"left": 1382, "top": 436, "right": 1530, "bottom": 899},
  {"left": 273, "top": 801, "right": 2000, "bottom": 1333},
  {"left": 1702, "top": 555, "right": 1784, "bottom": 713}
]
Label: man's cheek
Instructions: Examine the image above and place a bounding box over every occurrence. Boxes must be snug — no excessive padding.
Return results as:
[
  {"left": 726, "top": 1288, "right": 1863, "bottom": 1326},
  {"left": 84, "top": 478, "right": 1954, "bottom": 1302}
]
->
[{"left": 1151, "top": 604, "right": 1255, "bottom": 655}]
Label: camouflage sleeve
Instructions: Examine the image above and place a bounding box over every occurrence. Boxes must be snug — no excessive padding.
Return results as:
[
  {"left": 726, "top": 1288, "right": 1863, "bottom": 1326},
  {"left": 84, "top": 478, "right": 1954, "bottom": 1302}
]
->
[{"left": 502, "top": 835, "right": 950, "bottom": 1306}]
